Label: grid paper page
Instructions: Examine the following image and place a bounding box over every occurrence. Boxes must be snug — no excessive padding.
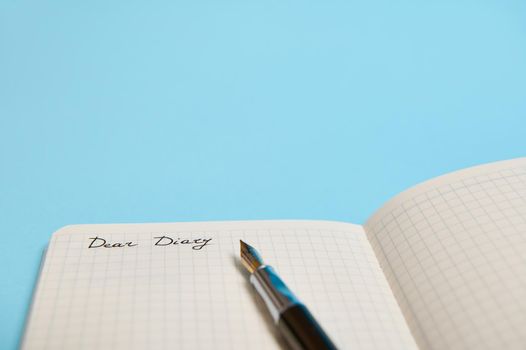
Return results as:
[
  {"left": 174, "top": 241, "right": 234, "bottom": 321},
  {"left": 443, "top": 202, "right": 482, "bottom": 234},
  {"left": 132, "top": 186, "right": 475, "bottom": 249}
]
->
[
  {"left": 22, "top": 220, "right": 417, "bottom": 350},
  {"left": 366, "top": 158, "right": 526, "bottom": 350}
]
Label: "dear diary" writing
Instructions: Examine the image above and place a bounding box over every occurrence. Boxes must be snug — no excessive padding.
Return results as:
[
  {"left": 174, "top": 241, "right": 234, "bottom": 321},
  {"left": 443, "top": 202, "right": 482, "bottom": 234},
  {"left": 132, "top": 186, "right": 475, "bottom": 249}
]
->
[{"left": 87, "top": 236, "right": 213, "bottom": 250}]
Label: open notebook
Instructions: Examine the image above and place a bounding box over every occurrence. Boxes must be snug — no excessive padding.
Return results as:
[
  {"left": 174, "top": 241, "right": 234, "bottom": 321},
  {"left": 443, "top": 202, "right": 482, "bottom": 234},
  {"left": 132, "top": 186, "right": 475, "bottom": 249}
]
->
[{"left": 22, "top": 158, "right": 526, "bottom": 350}]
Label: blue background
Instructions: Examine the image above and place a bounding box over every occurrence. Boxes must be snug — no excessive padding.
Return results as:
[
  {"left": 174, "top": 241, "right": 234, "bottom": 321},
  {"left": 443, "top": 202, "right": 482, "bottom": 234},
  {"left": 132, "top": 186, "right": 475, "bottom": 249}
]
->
[{"left": 1, "top": 0, "right": 525, "bottom": 348}]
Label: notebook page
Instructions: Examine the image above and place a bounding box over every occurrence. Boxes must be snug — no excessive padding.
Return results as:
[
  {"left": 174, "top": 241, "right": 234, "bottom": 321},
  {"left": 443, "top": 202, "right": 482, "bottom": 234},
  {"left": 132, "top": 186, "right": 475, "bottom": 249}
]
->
[
  {"left": 365, "top": 158, "right": 526, "bottom": 350},
  {"left": 22, "top": 220, "right": 416, "bottom": 350}
]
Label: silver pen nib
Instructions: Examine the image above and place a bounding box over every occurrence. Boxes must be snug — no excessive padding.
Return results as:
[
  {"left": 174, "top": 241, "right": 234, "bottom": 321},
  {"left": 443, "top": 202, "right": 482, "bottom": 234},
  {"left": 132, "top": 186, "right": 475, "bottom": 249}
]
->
[{"left": 240, "top": 240, "right": 264, "bottom": 273}]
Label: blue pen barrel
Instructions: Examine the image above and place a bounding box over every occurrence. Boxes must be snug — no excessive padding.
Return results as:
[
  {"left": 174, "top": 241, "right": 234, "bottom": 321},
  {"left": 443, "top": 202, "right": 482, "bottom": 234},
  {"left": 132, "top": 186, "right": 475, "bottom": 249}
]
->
[
  {"left": 278, "top": 303, "right": 337, "bottom": 350},
  {"left": 249, "top": 265, "right": 338, "bottom": 350}
]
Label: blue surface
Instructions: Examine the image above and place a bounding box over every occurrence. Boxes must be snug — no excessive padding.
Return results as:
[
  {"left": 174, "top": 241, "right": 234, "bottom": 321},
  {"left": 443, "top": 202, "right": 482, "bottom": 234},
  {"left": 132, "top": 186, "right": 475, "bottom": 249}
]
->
[{"left": 1, "top": 1, "right": 525, "bottom": 348}]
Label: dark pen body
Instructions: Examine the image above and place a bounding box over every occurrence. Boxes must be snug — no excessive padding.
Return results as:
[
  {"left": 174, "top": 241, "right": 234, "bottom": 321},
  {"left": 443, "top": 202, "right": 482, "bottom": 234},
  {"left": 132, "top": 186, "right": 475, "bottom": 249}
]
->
[{"left": 240, "top": 241, "right": 338, "bottom": 350}]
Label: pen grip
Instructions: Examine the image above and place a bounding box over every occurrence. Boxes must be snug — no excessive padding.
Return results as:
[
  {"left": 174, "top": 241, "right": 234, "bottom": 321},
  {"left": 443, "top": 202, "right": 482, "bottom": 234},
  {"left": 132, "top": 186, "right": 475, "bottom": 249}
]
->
[{"left": 277, "top": 304, "right": 338, "bottom": 350}]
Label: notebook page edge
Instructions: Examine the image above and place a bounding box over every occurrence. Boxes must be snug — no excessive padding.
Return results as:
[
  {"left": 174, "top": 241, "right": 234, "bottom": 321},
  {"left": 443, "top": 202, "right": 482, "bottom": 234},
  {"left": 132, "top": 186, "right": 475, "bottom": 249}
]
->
[
  {"left": 49, "top": 220, "right": 365, "bottom": 238},
  {"left": 366, "top": 157, "right": 526, "bottom": 226},
  {"left": 20, "top": 246, "right": 50, "bottom": 350}
]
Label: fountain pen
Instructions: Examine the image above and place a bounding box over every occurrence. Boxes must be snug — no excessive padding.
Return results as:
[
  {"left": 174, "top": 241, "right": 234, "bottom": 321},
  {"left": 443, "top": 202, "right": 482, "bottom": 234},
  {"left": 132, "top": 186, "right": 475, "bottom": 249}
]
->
[{"left": 240, "top": 240, "right": 338, "bottom": 350}]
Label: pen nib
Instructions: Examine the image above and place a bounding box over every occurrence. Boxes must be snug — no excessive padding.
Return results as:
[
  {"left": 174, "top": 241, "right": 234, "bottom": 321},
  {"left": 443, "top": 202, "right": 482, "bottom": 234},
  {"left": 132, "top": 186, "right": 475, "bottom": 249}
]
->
[{"left": 240, "top": 240, "right": 264, "bottom": 274}]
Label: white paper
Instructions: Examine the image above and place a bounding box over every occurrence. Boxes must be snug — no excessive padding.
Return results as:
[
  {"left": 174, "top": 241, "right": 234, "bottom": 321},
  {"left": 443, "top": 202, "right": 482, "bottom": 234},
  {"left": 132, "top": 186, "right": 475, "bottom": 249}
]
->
[{"left": 22, "top": 220, "right": 416, "bottom": 350}]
